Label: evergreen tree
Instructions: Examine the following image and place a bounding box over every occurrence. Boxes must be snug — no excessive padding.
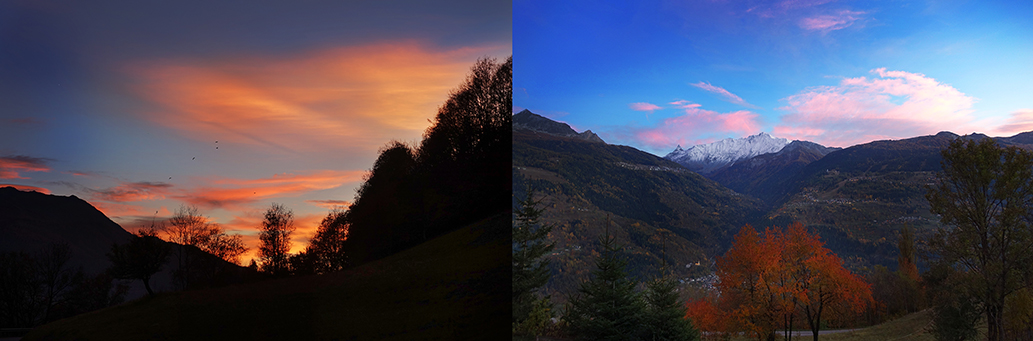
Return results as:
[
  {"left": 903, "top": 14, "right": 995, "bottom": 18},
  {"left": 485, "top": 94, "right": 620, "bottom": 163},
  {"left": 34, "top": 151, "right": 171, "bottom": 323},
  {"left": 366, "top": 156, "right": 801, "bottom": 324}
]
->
[
  {"left": 642, "top": 233, "right": 700, "bottom": 341},
  {"left": 513, "top": 184, "right": 555, "bottom": 326},
  {"left": 564, "top": 218, "right": 644, "bottom": 341}
]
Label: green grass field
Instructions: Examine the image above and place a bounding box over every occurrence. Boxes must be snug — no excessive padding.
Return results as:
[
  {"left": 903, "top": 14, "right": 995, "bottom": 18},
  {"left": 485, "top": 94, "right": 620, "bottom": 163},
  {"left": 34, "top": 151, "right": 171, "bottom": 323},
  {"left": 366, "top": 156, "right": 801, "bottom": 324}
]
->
[{"left": 24, "top": 213, "right": 509, "bottom": 340}]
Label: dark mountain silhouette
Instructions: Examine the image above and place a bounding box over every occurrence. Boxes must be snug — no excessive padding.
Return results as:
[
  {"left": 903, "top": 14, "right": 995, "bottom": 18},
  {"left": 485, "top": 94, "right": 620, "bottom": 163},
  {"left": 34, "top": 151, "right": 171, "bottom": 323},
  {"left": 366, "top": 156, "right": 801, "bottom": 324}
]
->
[
  {"left": 0, "top": 187, "right": 133, "bottom": 275},
  {"left": 513, "top": 109, "right": 605, "bottom": 143},
  {"left": 709, "top": 140, "right": 840, "bottom": 206},
  {"left": 513, "top": 112, "right": 764, "bottom": 298},
  {"left": 0, "top": 186, "right": 252, "bottom": 300}
]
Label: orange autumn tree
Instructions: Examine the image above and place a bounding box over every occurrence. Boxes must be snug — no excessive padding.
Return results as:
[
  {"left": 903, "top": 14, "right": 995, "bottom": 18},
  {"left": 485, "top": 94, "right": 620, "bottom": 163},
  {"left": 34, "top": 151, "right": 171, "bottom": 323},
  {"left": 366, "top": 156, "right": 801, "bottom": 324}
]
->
[{"left": 693, "top": 223, "right": 873, "bottom": 341}]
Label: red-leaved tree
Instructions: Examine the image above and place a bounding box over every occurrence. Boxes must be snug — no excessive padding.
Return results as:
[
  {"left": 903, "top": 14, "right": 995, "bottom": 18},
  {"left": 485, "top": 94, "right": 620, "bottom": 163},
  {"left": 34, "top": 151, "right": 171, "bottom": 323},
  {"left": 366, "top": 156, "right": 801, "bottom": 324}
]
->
[{"left": 700, "top": 223, "right": 873, "bottom": 341}]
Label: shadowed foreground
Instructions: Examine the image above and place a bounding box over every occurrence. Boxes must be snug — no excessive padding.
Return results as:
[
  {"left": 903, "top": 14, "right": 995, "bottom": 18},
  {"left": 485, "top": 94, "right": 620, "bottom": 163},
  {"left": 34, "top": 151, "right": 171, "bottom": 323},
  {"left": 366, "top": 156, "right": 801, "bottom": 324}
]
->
[{"left": 25, "top": 213, "right": 509, "bottom": 340}]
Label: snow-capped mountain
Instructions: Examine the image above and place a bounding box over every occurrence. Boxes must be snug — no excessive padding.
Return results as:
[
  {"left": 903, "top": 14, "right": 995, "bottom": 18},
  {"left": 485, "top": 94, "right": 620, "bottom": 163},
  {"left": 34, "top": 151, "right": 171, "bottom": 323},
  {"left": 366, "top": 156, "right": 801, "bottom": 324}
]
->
[{"left": 664, "top": 132, "right": 791, "bottom": 174}]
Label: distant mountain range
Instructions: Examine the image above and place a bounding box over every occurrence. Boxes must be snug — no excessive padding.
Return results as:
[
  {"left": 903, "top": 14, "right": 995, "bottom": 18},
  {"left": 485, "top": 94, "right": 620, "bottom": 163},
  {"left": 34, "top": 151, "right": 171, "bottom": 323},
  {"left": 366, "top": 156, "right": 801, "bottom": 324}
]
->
[
  {"left": 665, "top": 132, "right": 795, "bottom": 174},
  {"left": 514, "top": 110, "right": 1033, "bottom": 297}
]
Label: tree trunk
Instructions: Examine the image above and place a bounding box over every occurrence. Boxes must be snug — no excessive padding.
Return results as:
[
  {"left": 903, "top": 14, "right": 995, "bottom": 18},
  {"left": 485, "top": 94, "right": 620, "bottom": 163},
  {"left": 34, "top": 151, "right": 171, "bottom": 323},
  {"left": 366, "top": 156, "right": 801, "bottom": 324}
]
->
[{"left": 987, "top": 302, "right": 1004, "bottom": 341}]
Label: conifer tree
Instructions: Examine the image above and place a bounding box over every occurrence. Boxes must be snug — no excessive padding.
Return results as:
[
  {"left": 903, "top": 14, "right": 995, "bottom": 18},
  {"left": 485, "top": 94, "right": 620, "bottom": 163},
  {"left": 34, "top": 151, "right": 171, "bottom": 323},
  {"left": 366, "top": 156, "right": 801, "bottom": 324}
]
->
[
  {"left": 564, "top": 217, "right": 644, "bottom": 341},
  {"left": 642, "top": 232, "right": 700, "bottom": 341},
  {"left": 513, "top": 184, "right": 555, "bottom": 326}
]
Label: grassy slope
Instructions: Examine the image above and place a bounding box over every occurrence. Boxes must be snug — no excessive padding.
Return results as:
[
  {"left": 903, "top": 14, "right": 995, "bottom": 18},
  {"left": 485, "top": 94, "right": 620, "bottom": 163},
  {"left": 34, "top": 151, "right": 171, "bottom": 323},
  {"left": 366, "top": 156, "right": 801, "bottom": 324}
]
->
[
  {"left": 820, "top": 309, "right": 934, "bottom": 341},
  {"left": 25, "top": 213, "right": 509, "bottom": 340},
  {"left": 722, "top": 310, "right": 936, "bottom": 341}
]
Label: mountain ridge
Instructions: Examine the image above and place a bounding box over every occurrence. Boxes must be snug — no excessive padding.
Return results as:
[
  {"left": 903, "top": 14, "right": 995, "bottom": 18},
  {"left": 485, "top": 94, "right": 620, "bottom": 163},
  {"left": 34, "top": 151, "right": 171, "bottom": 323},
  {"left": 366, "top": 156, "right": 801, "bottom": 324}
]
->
[{"left": 664, "top": 132, "right": 792, "bottom": 174}]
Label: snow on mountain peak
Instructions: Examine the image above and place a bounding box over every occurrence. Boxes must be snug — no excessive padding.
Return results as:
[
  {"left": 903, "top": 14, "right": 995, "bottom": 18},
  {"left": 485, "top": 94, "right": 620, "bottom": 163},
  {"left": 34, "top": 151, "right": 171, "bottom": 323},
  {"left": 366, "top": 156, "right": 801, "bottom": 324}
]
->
[{"left": 664, "top": 132, "right": 791, "bottom": 174}]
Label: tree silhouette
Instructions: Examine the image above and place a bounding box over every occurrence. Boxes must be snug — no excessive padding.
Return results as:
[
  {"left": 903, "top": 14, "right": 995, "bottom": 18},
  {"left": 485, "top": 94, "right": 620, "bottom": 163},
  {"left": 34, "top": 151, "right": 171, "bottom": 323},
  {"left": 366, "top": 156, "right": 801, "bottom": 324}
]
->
[
  {"left": 107, "top": 227, "right": 171, "bottom": 296},
  {"left": 165, "top": 205, "right": 248, "bottom": 288},
  {"left": 345, "top": 56, "right": 512, "bottom": 266},
  {"left": 259, "top": 203, "right": 295, "bottom": 276},
  {"left": 0, "top": 251, "right": 44, "bottom": 327},
  {"left": 926, "top": 137, "right": 1033, "bottom": 341},
  {"left": 35, "top": 243, "right": 77, "bottom": 322},
  {"left": 307, "top": 208, "right": 349, "bottom": 274}
]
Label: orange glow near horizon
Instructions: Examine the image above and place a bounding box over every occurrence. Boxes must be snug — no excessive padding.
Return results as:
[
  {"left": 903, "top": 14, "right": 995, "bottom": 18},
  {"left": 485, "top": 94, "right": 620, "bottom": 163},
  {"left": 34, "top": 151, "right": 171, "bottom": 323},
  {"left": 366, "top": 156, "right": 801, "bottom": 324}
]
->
[{"left": 223, "top": 211, "right": 326, "bottom": 264}]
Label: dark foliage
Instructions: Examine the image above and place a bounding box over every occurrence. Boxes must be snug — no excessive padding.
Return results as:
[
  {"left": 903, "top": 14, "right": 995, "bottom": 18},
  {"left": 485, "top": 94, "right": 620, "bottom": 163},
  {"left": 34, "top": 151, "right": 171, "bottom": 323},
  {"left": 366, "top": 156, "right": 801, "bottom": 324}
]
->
[
  {"left": 642, "top": 274, "right": 700, "bottom": 341},
  {"left": 926, "top": 138, "right": 1033, "bottom": 341},
  {"left": 107, "top": 228, "right": 171, "bottom": 296},
  {"left": 513, "top": 184, "right": 555, "bottom": 327},
  {"left": 166, "top": 205, "right": 248, "bottom": 290},
  {"left": 306, "top": 208, "right": 349, "bottom": 274},
  {"left": 345, "top": 57, "right": 511, "bottom": 265},
  {"left": 258, "top": 203, "right": 296, "bottom": 277},
  {"left": 564, "top": 222, "right": 645, "bottom": 341},
  {"left": 925, "top": 262, "right": 981, "bottom": 341},
  {"left": 1, "top": 247, "right": 128, "bottom": 329}
]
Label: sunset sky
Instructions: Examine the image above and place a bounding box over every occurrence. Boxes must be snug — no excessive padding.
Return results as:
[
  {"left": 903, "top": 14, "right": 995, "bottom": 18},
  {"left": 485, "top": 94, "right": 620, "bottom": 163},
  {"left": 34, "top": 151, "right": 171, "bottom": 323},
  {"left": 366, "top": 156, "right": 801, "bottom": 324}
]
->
[
  {"left": 515, "top": 0, "right": 1033, "bottom": 155},
  {"left": 0, "top": 0, "right": 511, "bottom": 262}
]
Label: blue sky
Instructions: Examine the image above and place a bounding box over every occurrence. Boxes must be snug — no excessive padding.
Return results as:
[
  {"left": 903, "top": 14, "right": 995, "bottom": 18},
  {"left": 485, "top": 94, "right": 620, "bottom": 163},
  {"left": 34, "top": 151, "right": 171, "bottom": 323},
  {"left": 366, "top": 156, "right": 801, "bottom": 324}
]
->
[
  {"left": 514, "top": 0, "right": 1033, "bottom": 155},
  {"left": 0, "top": 0, "right": 511, "bottom": 261}
]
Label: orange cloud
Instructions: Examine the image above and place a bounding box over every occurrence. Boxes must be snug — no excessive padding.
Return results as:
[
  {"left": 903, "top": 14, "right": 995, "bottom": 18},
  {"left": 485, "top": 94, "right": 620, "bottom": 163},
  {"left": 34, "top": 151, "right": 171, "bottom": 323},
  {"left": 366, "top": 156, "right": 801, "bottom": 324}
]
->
[
  {"left": 1, "top": 184, "right": 51, "bottom": 194},
  {"left": 128, "top": 41, "right": 508, "bottom": 154},
  {"left": 0, "top": 155, "right": 51, "bottom": 179},
  {"left": 175, "top": 170, "right": 365, "bottom": 210},
  {"left": 305, "top": 199, "right": 352, "bottom": 210}
]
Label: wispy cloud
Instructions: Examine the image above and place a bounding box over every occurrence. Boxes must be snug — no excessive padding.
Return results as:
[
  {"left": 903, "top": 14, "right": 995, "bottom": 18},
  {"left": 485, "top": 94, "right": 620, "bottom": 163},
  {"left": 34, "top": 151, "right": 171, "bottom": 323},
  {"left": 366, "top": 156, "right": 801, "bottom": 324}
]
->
[
  {"left": 305, "top": 199, "right": 352, "bottom": 210},
  {"left": 799, "top": 10, "right": 865, "bottom": 32},
  {"left": 690, "top": 82, "right": 759, "bottom": 108},
  {"left": 90, "top": 181, "right": 172, "bottom": 202},
  {"left": 629, "top": 102, "right": 662, "bottom": 112},
  {"left": 775, "top": 68, "right": 977, "bottom": 147},
  {"left": 174, "top": 170, "right": 365, "bottom": 211},
  {"left": 995, "top": 109, "right": 1033, "bottom": 135},
  {"left": 0, "top": 155, "right": 51, "bottom": 179},
  {"left": 669, "top": 100, "right": 702, "bottom": 110},
  {"left": 127, "top": 41, "right": 506, "bottom": 154}
]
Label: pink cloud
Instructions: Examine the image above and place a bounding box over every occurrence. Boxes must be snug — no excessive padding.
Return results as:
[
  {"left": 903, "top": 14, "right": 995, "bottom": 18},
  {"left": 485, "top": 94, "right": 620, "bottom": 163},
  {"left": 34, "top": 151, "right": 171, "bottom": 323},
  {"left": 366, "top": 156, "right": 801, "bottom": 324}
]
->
[
  {"left": 628, "top": 107, "right": 762, "bottom": 151},
  {"left": 994, "top": 109, "right": 1033, "bottom": 135},
  {"left": 629, "top": 102, "right": 662, "bottom": 112},
  {"left": 1, "top": 184, "right": 51, "bottom": 194},
  {"left": 776, "top": 68, "right": 977, "bottom": 147},
  {"left": 690, "top": 82, "right": 758, "bottom": 108},
  {"left": 90, "top": 181, "right": 172, "bottom": 202},
  {"left": 669, "top": 100, "right": 702, "bottom": 109},
  {"left": 0, "top": 155, "right": 51, "bottom": 179},
  {"left": 799, "top": 10, "right": 865, "bottom": 31}
]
